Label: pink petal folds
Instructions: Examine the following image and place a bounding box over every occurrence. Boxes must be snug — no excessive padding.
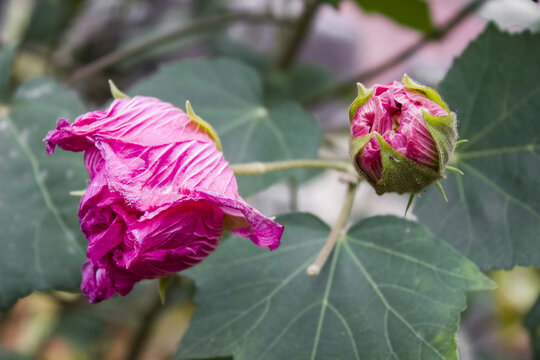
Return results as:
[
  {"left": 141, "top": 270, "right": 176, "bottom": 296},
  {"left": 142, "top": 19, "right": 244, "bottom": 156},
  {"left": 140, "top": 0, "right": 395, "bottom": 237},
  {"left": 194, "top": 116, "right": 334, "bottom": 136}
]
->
[
  {"left": 351, "top": 81, "right": 448, "bottom": 182},
  {"left": 44, "top": 96, "right": 283, "bottom": 303}
]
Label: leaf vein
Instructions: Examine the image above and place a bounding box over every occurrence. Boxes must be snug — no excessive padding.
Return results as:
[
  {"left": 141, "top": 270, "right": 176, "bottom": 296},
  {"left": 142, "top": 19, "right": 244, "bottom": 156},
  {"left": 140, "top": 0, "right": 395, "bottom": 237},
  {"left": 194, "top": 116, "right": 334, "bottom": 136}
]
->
[
  {"left": 343, "top": 242, "right": 445, "bottom": 360},
  {"left": 181, "top": 254, "right": 317, "bottom": 355},
  {"left": 346, "top": 238, "right": 476, "bottom": 281},
  {"left": 460, "top": 161, "right": 539, "bottom": 219},
  {"left": 3, "top": 115, "right": 83, "bottom": 255}
]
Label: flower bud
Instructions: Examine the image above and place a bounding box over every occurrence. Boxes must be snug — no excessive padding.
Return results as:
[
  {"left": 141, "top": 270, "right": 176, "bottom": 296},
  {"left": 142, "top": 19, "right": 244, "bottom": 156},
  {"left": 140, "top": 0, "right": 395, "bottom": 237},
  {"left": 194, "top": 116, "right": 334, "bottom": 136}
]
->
[{"left": 349, "top": 75, "right": 458, "bottom": 196}]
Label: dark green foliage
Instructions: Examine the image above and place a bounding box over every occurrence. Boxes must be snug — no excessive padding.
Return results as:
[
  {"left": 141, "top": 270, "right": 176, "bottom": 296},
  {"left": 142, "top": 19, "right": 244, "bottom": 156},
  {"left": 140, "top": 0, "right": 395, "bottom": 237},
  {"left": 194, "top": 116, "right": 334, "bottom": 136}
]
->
[
  {"left": 0, "top": 79, "right": 87, "bottom": 310},
  {"left": 176, "top": 214, "right": 493, "bottom": 360},
  {"left": 415, "top": 25, "right": 540, "bottom": 270}
]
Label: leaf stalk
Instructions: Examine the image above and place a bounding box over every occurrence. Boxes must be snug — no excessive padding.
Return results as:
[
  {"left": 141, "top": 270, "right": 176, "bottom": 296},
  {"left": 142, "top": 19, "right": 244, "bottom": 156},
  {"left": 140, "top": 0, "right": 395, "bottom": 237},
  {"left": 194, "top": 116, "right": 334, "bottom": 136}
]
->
[
  {"left": 276, "top": 0, "right": 322, "bottom": 69},
  {"left": 303, "top": 0, "right": 487, "bottom": 105},
  {"left": 230, "top": 159, "right": 356, "bottom": 176},
  {"left": 307, "top": 181, "right": 358, "bottom": 276},
  {"left": 67, "top": 12, "right": 293, "bottom": 84}
]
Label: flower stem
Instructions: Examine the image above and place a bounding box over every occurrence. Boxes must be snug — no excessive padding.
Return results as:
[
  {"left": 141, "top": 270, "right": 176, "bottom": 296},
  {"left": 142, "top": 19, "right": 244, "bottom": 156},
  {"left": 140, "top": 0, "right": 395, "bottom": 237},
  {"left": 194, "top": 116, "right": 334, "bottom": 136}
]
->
[
  {"left": 276, "top": 0, "right": 322, "bottom": 69},
  {"left": 307, "top": 181, "right": 358, "bottom": 276},
  {"left": 125, "top": 295, "right": 163, "bottom": 360},
  {"left": 303, "top": 0, "right": 486, "bottom": 105},
  {"left": 230, "top": 159, "right": 355, "bottom": 176},
  {"left": 288, "top": 177, "right": 299, "bottom": 212},
  {"left": 67, "top": 12, "right": 292, "bottom": 84}
]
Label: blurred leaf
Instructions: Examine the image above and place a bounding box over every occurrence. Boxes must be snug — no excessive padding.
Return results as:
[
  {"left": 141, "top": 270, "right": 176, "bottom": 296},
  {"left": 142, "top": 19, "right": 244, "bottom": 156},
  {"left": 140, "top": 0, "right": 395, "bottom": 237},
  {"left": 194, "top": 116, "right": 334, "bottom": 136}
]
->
[
  {"left": 0, "top": 45, "right": 16, "bottom": 102},
  {"left": 176, "top": 213, "right": 493, "bottom": 360},
  {"left": 264, "top": 63, "right": 336, "bottom": 104},
  {"left": 130, "top": 58, "right": 322, "bottom": 196},
  {"left": 322, "top": 0, "right": 341, "bottom": 8},
  {"left": 525, "top": 295, "right": 540, "bottom": 359},
  {"left": 53, "top": 310, "right": 104, "bottom": 346},
  {"left": 192, "top": 0, "right": 228, "bottom": 17},
  {"left": 0, "top": 348, "right": 34, "bottom": 360},
  {"left": 414, "top": 25, "right": 540, "bottom": 270},
  {"left": 210, "top": 36, "right": 272, "bottom": 74},
  {"left": 352, "top": 0, "right": 432, "bottom": 32},
  {"left": 24, "top": 0, "right": 84, "bottom": 47},
  {"left": 0, "top": 78, "right": 87, "bottom": 310}
]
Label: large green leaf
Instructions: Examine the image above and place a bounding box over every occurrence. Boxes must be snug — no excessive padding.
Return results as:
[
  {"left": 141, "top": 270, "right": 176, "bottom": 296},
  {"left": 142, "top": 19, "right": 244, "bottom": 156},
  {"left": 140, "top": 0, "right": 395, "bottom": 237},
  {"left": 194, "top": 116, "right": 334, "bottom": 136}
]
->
[
  {"left": 414, "top": 25, "right": 540, "bottom": 270},
  {"left": 352, "top": 0, "right": 432, "bottom": 32},
  {"left": 0, "top": 78, "right": 87, "bottom": 310},
  {"left": 264, "top": 63, "right": 336, "bottom": 105},
  {"left": 129, "top": 58, "right": 322, "bottom": 197},
  {"left": 0, "top": 45, "right": 16, "bottom": 102},
  {"left": 176, "top": 213, "right": 494, "bottom": 360}
]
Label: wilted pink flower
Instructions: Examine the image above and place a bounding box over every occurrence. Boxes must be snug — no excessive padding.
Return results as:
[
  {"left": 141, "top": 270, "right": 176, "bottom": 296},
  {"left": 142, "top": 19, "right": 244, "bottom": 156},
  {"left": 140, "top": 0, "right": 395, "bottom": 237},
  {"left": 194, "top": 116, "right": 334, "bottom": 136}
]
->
[
  {"left": 349, "top": 75, "right": 457, "bottom": 195},
  {"left": 45, "top": 96, "right": 283, "bottom": 303}
]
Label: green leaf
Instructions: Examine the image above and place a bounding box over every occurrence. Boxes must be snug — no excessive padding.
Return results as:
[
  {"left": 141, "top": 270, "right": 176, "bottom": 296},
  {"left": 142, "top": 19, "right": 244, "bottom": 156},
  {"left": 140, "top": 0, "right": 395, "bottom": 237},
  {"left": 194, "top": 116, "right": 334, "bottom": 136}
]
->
[
  {"left": 130, "top": 58, "right": 322, "bottom": 196},
  {"left": 23, "top": 0, "right": 84, "bottom": 47},
  {"left": 176, "top": 213, "right": 494, "bottom": 360},
  {"left": 0, "top": 45, "right": 16, "bottom": 103},
  {"left": 414, "top": 25, "right": 540, "bottom": 270},
  {"left": 210, "top": 36, "right": 272, "bottom": 74},
  {"left": 0, "top": 78, "right": 87, "bottom": 310},
  {"left": 264, "top": 63, "right": 336, "bottom": 104},
  {"left": 353, "top": 0, "right": 432, "bottom": 33}
]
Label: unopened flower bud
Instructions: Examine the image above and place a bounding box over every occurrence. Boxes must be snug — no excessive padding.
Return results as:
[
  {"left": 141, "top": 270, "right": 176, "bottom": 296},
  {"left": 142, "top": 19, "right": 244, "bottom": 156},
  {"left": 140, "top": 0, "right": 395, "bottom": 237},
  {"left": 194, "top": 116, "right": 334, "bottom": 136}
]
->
[{"left": 349, "top": 75, "right": 458, "bottom": 196}]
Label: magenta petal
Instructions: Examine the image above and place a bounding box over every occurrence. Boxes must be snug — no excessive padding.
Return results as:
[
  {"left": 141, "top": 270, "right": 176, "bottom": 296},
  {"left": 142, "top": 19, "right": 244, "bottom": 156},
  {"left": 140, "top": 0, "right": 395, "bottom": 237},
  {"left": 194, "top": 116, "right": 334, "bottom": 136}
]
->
[
  {"left": 81, "top": 260, "right": 116, "bottom": 303},
  {"left": 182, "top": 190, "right": 283, "bottom": 250},
  {"left": 45, "top": 96, "right": 284, "bottom": 303},
  {"left": 80, "top": 259, "right": 138, "bottom": 303},
  {"left": 358, "top": 136, "right": 382, "bottom": 182}
]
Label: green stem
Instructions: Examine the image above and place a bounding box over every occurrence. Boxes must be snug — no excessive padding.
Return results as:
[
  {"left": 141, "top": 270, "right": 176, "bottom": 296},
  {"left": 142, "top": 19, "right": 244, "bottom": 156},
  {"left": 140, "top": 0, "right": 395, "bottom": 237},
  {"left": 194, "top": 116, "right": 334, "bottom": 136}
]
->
[
  {"left": 307, "top": 181, "right": 358, "bottom": 276},
  {"left": 230, "top": 159, "right": 355, "bottom": 175},
  {"left": 125, "top": 295, "right": 163, "bottom": 360},
  {"left": 288, "top": 177, "right": 299, "bottom": 212},
  {"left": 67, "top": 12, "right": 292, "bottom": 84},
  {"left": 303, "top": 0, "right": 486, "bottom": 105},
  {"left": 276, "top": 0, "right": 322, "bottom": 69}
]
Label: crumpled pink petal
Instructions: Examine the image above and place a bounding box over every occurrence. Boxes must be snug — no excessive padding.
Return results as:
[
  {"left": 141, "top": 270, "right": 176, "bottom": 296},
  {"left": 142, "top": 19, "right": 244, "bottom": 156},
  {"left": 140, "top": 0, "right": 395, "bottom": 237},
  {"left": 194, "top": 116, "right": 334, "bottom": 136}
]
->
[
  {"left": 45, "top": 96, "right": 283, "bottom": 303},
  {"left": 351, "top": 81, "right": 447, "bottom": 182}
]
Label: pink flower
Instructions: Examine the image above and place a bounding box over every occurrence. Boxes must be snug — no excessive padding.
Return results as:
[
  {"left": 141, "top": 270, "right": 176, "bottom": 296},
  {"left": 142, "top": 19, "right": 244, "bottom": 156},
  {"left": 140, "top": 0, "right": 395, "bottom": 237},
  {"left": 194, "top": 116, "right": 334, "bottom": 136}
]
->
[
  {"left": 349, "top": 75, "right": 457, "bottom": 195},
  {"left": 44, "top": 96, "right": 283, "bottom": 303}
]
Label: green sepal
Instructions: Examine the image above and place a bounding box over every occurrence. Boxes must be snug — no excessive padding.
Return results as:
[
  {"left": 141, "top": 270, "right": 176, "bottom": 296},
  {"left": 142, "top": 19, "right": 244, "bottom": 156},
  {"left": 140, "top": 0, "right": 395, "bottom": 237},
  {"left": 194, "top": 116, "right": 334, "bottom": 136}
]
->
[
  {"left": 405, "top": 193, "right": 415, "bottom": 216},
  {"left": 455, "top": 139, "right": 468, "bottom": 147},
  {"left": 348, "top": 134, "right": 372, "bottom": 163},
  {"left": 374, "top": 133, "right": 439, "bottom": 195},
  {"left": 349, "top": 83, "right": 374, "bottom": 123},
  {"left": 422, "top": 110, "right": 457, "bottom": 174},
  {"left": 348, "top": 133, "right": 375, "bottom": 185},
  {"left": 158, "top": 275, "right": 172, "bottom": 305},
  {"left": 402, "top": 74, "right": 450, "bottom": 113},
  {"left": 434, "top": 180, "right": 448, "bottom": 202},
  {"left": 185, "top": 100, "right": 223, "bottom": 152},
  {"left": 108, "top": 79, "right": 129, "bottom": 99},
  {"left": 446, "top": 166, "right": 464, "bottom": 175},
  {"left": 69, "top": 189, "right": 86, "bottom": 197}
]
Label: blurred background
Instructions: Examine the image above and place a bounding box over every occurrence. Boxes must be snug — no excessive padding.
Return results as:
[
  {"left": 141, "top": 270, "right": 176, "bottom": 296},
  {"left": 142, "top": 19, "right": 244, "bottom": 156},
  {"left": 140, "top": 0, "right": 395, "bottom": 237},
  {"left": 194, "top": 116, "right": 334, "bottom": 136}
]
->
[{"left": 0, "top": 0, "right": 539, "bottom": 359}]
